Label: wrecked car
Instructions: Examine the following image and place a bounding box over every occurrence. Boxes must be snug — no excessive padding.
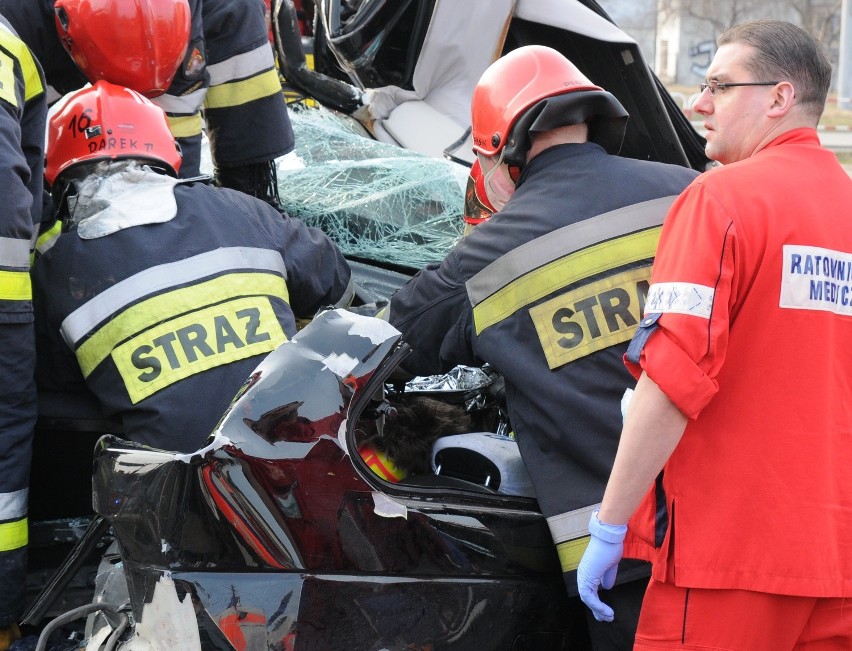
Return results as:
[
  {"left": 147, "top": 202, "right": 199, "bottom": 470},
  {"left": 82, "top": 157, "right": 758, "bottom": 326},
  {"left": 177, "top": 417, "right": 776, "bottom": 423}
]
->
[{"left": 32, "top": 309, "right": 588, "bottom": 650}]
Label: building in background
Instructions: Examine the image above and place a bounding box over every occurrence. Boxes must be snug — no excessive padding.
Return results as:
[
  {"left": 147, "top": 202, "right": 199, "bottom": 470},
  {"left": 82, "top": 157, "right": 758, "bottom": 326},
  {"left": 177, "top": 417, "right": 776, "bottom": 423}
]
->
[
  {"left": 600, "top": 0, "right": 657, "bottom": 69},
  {"left": 599, "top": 0, "right": 845, "bottom": 95},
  {"left": 840, "top": 0, "right": 851, "bottom": 109}
]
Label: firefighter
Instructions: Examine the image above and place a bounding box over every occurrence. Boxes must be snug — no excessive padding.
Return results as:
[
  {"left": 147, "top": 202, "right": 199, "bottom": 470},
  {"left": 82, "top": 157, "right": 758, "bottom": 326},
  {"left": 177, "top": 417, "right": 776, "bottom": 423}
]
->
[
  {"left": 32, "top": 81, "right": 352, "bottom": 453},
  {"left": 384, "top": 45, "right": 699, "bottom": 649},
  {"left": 0, "top": 0, "right": 294, "bottom": 207},
  {"left": 0, "top": 11, "right": 46, "bottom": 650}
]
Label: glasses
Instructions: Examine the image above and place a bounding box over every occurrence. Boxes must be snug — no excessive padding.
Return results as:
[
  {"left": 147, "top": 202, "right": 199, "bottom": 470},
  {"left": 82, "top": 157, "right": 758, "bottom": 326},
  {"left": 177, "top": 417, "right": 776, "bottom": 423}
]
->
[{"left": 699, "top": 80, "right": 779, "bottom": 95}]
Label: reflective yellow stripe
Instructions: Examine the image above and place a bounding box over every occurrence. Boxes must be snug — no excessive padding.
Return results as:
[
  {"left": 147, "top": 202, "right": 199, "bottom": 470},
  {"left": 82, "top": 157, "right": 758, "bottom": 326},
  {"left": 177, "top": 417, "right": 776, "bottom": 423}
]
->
[
  {"left": 0, "top": 50, "right": 16, "bottom": 108},
  {"left": 0, "top": 271, "right": 31, "bottom": 301},
  {"left": 468, "top": 198, "right": 673, "bottom": 306},
  {"left": 64, "top": 248, "right": 288, "bottom": 344},
  {"left": 547, "top": 503, "right": 597, "bottom": 573},
  {"left": 204, "top": 69, "right": 283, "bottom": 109},
  {"left": 37, "top": 220, "right": 62, "bottom": 247},
  {"left": 35, "top": 220, "right": 62, "bottom": 258},
  {"left": 19, "top": 44, "right": 43, "bottom": 102},
  {"left": 556, "top": 535, "right": 590, "bottom": 573},
  {"left": 473, "top": 227, "right": 661, "bottom": 335},
  {"left": 112, "top": 296, "right": 286, "bottom": 403},
  {"left": 167, "top": 112, "right": 204, "bottom": 139},
  {"left": 529, "top": 265, "right": 652, "bottom": 369},
  {"left": 76, "top": 273, "right": 289, "bottom": 377},
  {"left": 0, "top": 24, "right": 44, "bottom": 103},
  {"left": 0, "top": 517, "right": 27, "bottom": 552}
]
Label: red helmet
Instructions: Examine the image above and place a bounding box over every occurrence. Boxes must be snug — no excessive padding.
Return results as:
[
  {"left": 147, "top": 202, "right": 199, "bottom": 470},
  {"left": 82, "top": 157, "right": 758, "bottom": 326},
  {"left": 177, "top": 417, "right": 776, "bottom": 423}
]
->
[
  {"left": 463, "top": 158, "right": 496, "bottom": 232},
  {"left": 45, "top": 80, "right": 182, "bottom": 188},
  {"left": 471, "top": 45, "right": 628, "bottom": 164},
  {"left": 54, "top": 0, "right": 191, "bottom": 98}
]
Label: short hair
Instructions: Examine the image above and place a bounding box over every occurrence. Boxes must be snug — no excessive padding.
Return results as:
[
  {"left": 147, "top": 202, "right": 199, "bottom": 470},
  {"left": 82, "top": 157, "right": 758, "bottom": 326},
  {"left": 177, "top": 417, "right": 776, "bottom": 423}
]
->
[{"left": 718, "top": 20, "right": 832, "bottom": 119}]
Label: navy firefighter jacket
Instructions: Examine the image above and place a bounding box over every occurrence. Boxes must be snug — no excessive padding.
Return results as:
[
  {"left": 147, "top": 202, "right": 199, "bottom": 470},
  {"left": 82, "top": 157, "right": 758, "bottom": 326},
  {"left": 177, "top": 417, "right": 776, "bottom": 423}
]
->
[
  {"left": 32, "top": 180, "right": 352, "bottom": 453},
  {"left": 388, "top": 142, "right": 698, "bottom": 573},
  {"left": 0, "top": 10, "right": 46, "bottom": 626}
]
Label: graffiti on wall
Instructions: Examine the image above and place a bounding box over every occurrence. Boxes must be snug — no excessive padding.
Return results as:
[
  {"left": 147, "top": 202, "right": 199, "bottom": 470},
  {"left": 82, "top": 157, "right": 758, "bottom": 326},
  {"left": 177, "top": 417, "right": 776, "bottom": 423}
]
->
[{"left": 689, "top": 40, "right": 715, "bottom": 77}]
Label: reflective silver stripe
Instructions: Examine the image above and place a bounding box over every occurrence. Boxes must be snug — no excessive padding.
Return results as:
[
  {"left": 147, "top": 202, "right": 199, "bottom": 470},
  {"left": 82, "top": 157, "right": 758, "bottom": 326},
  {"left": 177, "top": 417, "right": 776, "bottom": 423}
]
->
[
  {"left": 0, "top": 489, "right": 27, "bottom": 520},
  {"left": 646, "top": 281, "right": 715, "bottom": 318},
  {"left": 332, "top": 277, "right": 356, "bottom": 309},
  {"left": 61, "top": 247, "right": 288, "bottom": 347},
  {"left": 546, "top": 503, "right": 599, "bottom": 544},
  {"left": 466, "top": 196, "right": 676, "bottom": 306},
  {"left": 151, "top": 87, "right": 207, "bottom": 115},
  {"left": 0, "top": 236, "right": 33, "bottom": 268},
  {"left": 208, "top": 46, "right": 276, "bottom": 85}
]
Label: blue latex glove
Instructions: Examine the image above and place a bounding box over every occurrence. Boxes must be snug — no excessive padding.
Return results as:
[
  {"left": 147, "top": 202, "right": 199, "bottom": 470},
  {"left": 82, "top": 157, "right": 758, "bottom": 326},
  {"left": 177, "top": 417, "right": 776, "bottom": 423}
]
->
[{"left": 577, "top": 510, "right": 627, "bottom": 622}]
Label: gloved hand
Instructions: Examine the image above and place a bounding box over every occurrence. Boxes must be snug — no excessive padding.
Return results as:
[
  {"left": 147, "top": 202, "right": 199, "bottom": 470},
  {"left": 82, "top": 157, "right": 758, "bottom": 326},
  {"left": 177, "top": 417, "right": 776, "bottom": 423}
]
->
[{"left": 577, "top": 510, "right": 627, "bottom": 622}]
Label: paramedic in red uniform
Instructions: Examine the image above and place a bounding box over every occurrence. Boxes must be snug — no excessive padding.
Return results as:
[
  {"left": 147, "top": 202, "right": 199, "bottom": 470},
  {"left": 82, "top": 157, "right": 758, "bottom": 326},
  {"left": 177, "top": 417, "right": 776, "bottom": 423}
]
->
[{"left": 578, "top": 20, "right": 852, "bottom": 650}]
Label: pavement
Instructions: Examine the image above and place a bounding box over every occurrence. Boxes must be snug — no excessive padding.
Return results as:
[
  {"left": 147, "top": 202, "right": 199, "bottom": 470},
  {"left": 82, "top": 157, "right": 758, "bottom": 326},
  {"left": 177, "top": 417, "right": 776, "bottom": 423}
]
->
[
  {"left": 817, "top": 127, "right": 852, "bottom": 152},
  {"left": 812, "top": 129, "right": 850, "bottom": 177}
]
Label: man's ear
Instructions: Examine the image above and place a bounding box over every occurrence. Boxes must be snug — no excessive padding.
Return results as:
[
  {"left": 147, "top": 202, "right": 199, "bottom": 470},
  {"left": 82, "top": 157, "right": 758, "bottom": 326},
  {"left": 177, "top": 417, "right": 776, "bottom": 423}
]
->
[{"left": 768, "top": 81, "right": 797, "bottom": 117}]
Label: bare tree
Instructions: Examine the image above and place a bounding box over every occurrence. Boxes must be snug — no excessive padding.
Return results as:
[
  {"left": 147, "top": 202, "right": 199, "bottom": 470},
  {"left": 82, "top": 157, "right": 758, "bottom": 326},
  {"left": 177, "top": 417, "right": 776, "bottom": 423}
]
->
[
  {"left": 656, "top": 0, "right": 843, "bottom": 83},
  {"left": 788, "top": 0, "right": 842, "bottom": 53},
  {"left": 657, "top": 0, "right": 787, "bottom": 34},
  {"left": 658, "top": 0, "right": 841, "bottom": 39}
]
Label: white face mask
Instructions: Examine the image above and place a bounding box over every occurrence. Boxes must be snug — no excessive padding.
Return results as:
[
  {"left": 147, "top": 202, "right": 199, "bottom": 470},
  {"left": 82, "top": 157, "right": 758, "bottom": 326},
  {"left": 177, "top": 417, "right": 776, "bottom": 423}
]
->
[{"left": 477, "top": 151, "right": 516, "bottom": 212}]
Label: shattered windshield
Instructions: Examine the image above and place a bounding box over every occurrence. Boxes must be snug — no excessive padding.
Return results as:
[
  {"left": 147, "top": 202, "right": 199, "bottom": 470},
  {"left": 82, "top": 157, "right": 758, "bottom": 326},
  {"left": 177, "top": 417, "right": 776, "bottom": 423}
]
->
[
  {"left": 278, "top": 106, "right": 467, "bottom": 270},
  {"left": 215, "top": 105, "right": 467, "bottom": 272}
]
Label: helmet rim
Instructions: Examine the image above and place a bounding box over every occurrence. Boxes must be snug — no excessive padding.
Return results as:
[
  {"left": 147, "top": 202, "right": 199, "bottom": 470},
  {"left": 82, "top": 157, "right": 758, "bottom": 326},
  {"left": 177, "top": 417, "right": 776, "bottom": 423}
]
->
[
  {"left": 471, "top": 45, "right": 627, "bottom": 161},
  {"left": 45, "top": 80, "right": 182, "bottom": 189}
]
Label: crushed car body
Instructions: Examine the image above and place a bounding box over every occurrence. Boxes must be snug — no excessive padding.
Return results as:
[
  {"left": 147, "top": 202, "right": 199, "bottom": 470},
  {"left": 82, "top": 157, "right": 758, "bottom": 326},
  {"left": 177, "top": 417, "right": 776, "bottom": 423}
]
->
[{"left": 62, "top": 310, "right": 584, "bottom": 649}]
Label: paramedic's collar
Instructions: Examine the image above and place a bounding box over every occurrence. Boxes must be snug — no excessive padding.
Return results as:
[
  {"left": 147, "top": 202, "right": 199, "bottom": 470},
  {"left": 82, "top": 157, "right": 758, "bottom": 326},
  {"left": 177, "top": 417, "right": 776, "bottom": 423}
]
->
[
  {"left": 70, "top": 160, "right": 179, "bottom": 239},
  {"left": 758, "top": 127, "right": 821, "bottom": 154}
]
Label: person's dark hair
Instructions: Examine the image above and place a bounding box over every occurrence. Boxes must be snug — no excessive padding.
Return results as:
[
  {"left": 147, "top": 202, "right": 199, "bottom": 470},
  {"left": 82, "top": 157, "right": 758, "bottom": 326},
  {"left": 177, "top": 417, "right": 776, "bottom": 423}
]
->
[
  {"left": 369, "top": 395, "right": 473, "bottom": 475},
  {"left": 718, "top": 20, "right": 832, "bottom": 119}
]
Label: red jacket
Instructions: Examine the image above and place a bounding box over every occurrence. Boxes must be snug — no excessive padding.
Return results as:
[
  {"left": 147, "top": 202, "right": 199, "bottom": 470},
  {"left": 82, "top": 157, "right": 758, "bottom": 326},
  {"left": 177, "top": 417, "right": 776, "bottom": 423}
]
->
[{"left": 624, "top": 129, "right": 852, "bottom": 597}]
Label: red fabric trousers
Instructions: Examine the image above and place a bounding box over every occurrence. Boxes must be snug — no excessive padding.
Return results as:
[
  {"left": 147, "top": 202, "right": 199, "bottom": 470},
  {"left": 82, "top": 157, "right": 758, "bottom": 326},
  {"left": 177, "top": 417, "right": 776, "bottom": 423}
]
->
[{"left": 634, "top": 578, "right": 852, "bottom": 650}]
